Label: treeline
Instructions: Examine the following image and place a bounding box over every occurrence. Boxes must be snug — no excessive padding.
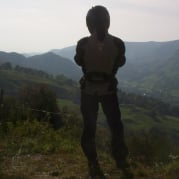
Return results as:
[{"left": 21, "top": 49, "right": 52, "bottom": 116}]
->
[
  {"left": 0, "top": 82, "right": 179, "bottom": 169},
  {"left": 0, "top": 62, "right": 78, "bottom": 101},
  {"left": 0, "top": 62, "right": 52, "bottom": 79},
  {"left": 0, "top": 85, "right": 63, "bottom": 130},
  {"left": 0, "top": 62, "right": 77, "bottom": 86},
  {"left": 1, "top": 62, "right": 178, "bottom": 117},
  {"left": 118, "top": 89, "right": 179, "bottom": 117}
]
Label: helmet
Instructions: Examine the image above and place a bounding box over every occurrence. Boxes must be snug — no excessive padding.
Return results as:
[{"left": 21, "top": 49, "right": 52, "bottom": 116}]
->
[{"left": 86, "top": 6, "right": 110, "bottom": 35}]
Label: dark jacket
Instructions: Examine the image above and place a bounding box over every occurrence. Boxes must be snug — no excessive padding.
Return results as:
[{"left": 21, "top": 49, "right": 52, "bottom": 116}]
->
[{"left": 74, "top": 33, "right": 126, "bottom": 95}]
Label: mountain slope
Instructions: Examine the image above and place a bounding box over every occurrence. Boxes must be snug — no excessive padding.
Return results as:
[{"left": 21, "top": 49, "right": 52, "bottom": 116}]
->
[
  {"left": 0, "top": 51, "right": 81, "bottom": 81},
  {"left": 51, "top": 46, "right": 75, "bottom": 61},
  {"left": 51, "top": 40, "right": 179, "bottom": 63},
  {"left": 0, "top": 51, "right": 26, "bottom": 66},
  {"left": 0, "top": 67, "right": 79, "bottom": 101},
  {"left": 118, "top": 47, "right": 179, "bottom": 103},
  {"left": 1, "top": 39, "right": 179, "bottom": 103},
  {"left": 25, "top": 52, "right": 81, "bottom": 80},
  {"left": 51, "top": 40, "right": 179, "bottom": 82},
  {"left": 51, "top": 40, "right": 179, "bottom": 103}
]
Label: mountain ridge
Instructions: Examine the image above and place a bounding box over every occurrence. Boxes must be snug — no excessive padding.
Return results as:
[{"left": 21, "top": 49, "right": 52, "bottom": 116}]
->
[
  {"left": 1, "top": 39, "right": 179, "bottom": 103},
  {"left": 0, "top": 51, "right": 81, "bottom": 80}
]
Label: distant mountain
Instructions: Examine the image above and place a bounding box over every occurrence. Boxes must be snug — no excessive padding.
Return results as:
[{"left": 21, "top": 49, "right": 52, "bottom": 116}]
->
[
  {"left": 51, "top": 40, "right": 179, "bottom": 104},
  {"left": 125, "top": 40, "right": 179, "bottom": 64},
  {"left": 120, "top": 40, "right": 179, "bottom": 80},
  {"left": 0, "top": 51, "right": 26, "bottom": 66},
  {"left": 118, "top": 41, "right": 179, "bottom": 104},
  {"left": 1, "top": 39, "right": 179, "bottom": 103},
  {"left": 0, "top": 51, "right": 81, "bottom": 81},
  {"left": 51, "top": 40, "right": 179, "bottom": 63},
  {"left": 23, "top": 52, "right": 42, "bottom": 57},
  {"left": 25, "top": 52, "right": 81, "bottom": 80},
  {"left": 0, "top": 66, "right": 79, "bottom": 101},
  {"left": 136, "top": 49, "right": 179, "bottom": 103},
  {"left": 51, "top": 46, "right": 75, "bottom": 61}
]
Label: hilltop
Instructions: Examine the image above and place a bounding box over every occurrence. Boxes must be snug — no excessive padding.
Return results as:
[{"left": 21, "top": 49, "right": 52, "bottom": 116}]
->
[
  {"left": 0, "top": 64, "right": 79, "bottom": 102},
  {"left": 0, "top": 51, "right": 81, "bottom": 81}
]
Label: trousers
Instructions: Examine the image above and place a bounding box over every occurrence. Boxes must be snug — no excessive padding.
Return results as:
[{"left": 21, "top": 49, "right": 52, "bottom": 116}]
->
[{"left": 80, "top": 92, "right": 128, "bottom": 163}]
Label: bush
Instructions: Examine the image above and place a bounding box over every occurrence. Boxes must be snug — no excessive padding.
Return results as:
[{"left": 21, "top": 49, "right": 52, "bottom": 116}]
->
[
  {"left": 0, "top": 118, "right": 81, "bottom": 156},
  {"left": 128, "top": 129, "right": 175, "bottom": 165}
]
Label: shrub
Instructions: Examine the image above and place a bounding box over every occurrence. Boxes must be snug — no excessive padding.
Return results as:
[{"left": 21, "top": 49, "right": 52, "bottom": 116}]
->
[{"left": 128, "top": 129, "right": 175, "bottom": 165}]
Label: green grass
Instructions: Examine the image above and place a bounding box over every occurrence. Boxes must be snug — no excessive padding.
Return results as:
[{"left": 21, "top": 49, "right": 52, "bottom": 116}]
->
[
  {"left": 0, "top": 69, "right": 78, "bottom": 102},
  {"left": 0, "top": 98, "right": 179, "bottom": 178},
  {"left": 57, "top": 98, "right": 179, "bottom": 145},
  {"left": 0, "top": 118, "right": 179, "bottom": 178},
  {"left": 1, "top": 68, "right": 179, "bottom": 177},
  {"left": 57, "top": 99, "right": 79, "bottom": 109}
]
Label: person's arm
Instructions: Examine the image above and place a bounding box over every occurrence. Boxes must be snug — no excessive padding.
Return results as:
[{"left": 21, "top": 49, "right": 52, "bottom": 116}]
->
[
  {"left": 113, "top": 37, "right": 126, "bottom": 67},
  {"left": 74, "top": 37, "right": 88, "bottom": 66}
]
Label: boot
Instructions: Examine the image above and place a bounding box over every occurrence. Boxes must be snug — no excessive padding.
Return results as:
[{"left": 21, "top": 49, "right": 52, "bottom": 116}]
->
[
  {"left": 116, "top": 159, "right": 134, "bottom": 179},
  {"left": 88, "top": 159, "right": 106, "bottom": 179}
]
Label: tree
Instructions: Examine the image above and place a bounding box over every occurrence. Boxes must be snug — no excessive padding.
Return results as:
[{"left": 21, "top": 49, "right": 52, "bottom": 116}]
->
[
  {"left": 19, "top": 84, "right": 63, "bottom": 129},
  {"left": 0, "top": 62, "right": 12, "bottom": 70}
]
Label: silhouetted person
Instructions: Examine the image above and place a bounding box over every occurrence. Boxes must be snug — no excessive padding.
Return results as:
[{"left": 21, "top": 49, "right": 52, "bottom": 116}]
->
[{"left": 74, "top": 5, "right": 133, "bottom": 178}]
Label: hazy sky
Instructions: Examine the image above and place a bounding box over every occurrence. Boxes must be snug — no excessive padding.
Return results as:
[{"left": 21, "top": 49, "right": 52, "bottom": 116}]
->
[{"left": 0, "top": 0, "right": 179, "bottom": 53}]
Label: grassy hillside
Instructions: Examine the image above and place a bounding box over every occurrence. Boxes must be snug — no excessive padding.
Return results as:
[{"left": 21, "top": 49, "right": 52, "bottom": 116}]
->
[
  {"left": 1, "top": 66, "right": 179, "bottom": 178},
  {"left": 0, "top": 68, "right": 79, "bottom": 101},
  {"left": 1, "top": 67, "right": 178, "bottom": 141},
  {"left": 51, "top": 41, "right": 179, "bottom": 104},
  {"left": 0, "top": 99, "right": 179, "bottom": 178},
  {"left": 0, "top": 51, "right": 81, "bottom": 81}
]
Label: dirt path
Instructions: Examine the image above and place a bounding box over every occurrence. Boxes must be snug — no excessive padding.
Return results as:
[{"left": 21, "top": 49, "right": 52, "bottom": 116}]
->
[{"left": 0, "top": 153, "right": 125, "bottom": 179}]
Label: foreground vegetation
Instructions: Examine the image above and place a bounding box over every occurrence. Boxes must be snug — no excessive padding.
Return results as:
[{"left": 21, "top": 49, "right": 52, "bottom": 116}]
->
[
  {"left": 0, "top": 116, "right": 179, "bottom": 179},
  {"left": 0, "top": 97, "right": 179, "bottom": 178},
  {"left": 0, "top": 65, "right": 179, "bottom": 178}
]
